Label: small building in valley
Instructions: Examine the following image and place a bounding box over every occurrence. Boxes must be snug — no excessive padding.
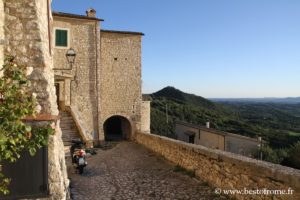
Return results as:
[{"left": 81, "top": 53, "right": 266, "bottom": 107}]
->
[{"left": 175, "top": 121, "right": 261, "bottom": 157}]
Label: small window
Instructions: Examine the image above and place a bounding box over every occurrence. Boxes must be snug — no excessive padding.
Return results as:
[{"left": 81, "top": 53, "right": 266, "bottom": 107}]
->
[
  {"left": 55, "top": 29, "right": 68, "bottom": 47},
  {"left": 188, "top": 135, "right": 195, "bottom": 144}
]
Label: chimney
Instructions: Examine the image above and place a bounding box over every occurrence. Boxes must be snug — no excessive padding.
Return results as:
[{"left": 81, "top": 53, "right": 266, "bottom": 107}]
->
[
  {"left": 86, "top": 8, "right": 96, "bottom": 18},
  {"left": 206, "top": 122, "right": 210, "bottom": 129}
]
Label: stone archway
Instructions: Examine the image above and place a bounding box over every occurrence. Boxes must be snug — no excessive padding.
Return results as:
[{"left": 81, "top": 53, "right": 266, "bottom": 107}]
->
[{"left": 103, "top": 115, "right": 132, "bottom": 141}]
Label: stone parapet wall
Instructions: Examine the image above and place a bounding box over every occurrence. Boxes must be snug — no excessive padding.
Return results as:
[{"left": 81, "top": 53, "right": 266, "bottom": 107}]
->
[
  {"left": 134, "top": 132, "right": 300, "bottom": 200},
  {"left": 141, "top": 101, "right": 151, "bottom": 133},
  {"left": 69, "top": 105, "right": 93, "bottom": 143}
]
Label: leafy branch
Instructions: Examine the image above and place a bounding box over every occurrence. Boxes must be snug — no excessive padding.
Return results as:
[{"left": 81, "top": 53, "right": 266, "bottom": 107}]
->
[{"left": 0, "top": 55, "right": 54, "bottom": 195}]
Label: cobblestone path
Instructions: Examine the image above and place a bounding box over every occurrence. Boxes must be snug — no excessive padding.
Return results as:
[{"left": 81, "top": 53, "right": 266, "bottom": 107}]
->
[{"left": 68, "top": 141, "right": 227, "bottom": 200}]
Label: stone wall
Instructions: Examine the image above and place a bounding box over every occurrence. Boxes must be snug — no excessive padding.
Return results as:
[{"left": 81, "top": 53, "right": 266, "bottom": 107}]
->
[
  {"left": 134, "top": 132, "right": 300, "bottom": 200},
  {"left": 99, "top": 31, "right": 143, "bottom": 140},
  {"left": 141, "top": 101, "right": 151, "bottom": 133},
  {"left": 176, "top": 123, "right": 225, "bottom": 150},
  {"left": 69, "top": 105, "right": 93, "bottom": 142},
  {"left": 0, "top": 0, "right": 4, "bottom": 69},
  {"left": 176, "top": 122, "right": 260, "bottom": 157},
  {"left": 225, "top": 133, "right": 260, "bottom": 157},
  {"left": 3, "top": 0, "right": 57, "bottom": 114},
  {"left": 1, "top": 0, "right": 69, "bottom": 199},
  {"left": 53, "top": 16, "right": 100, "bottom": 139}
]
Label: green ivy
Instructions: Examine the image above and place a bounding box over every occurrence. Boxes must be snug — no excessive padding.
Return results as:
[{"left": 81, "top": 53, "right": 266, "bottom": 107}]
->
[{"left": 0, "top": 55, "right": 54, "bottom": 195}]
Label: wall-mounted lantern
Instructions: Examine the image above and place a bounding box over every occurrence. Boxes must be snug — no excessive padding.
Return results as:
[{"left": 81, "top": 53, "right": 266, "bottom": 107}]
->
[{"left": 65, "top": 48, "right": 76, "bottom": 67}]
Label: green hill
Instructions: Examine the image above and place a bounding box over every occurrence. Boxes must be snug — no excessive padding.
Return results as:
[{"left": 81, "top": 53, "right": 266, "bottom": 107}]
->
[{"left": 153, "top": 86, "right": 216, "bottom": 109}]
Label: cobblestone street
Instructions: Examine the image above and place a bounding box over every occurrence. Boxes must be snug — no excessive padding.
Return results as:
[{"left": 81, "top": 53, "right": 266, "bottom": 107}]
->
[{"left": 68, "top": 142, "right": 227, "bottom": 200}]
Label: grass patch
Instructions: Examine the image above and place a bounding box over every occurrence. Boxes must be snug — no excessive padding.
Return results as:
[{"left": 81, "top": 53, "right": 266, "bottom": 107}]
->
[
  {"left": 288, "top": 131, "right": 300, "bottom": 136},
  {"left": 174, "top": 164, "right": 195, "bottom": 178}
]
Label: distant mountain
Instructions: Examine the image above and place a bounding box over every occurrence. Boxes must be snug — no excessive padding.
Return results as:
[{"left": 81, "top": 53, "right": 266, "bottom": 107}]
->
[
  {"left": 210, "top": 97, "right": 300, "bottom": 104},
  {"left": 152, "top": 86, "right": 217, "bottom": 109}
]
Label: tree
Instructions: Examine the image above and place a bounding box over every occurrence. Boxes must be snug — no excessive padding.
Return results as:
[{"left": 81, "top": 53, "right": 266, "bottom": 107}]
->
[
  {"left": 0, "top": 56, "right": 54, "bottom": 194},
  {"left": 282, "top": 141, "right": 300, "bottom": 169}
]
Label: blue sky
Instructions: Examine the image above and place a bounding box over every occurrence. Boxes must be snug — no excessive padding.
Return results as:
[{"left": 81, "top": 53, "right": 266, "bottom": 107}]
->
[{"left": 52, "top": 0, "right": 300, "bottom": 98}]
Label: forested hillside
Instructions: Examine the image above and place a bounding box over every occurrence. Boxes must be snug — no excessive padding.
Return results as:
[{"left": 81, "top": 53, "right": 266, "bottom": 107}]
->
[{"left": 148, "top": 86, "right": 300, "bottom": 169}]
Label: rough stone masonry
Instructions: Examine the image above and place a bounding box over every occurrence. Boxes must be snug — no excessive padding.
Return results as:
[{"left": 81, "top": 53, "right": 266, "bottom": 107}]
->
[{"left": 1, "top": 0, "right": 69, "bottom": 199}]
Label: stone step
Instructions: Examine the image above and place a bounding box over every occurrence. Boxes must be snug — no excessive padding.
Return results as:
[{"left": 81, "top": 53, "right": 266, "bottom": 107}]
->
[
  {"left": 61, "top": 116, "right": 73, "bottom": 119},
  {"left": 62, "top": 133, "right": 80, "bottom": 138},
  {"left": 60, "top": 121, "right": 76, "bottom": 124},
  {"left": 61, "top": 119, "right": 74, "bottom": 122},
  {"left": 59, "top": 111, "right": 81, "bottom": 148},
  {"left": 61, "top": 130, "right": 78, "bottom": 134},
  {"left": 60, "top": 121, "right": 75, "bottom": 125},
  {"left": 60, "top": 126, "right": 77, "bottom": 130},
  {"left": 60, "top": 122, "right": 76, "bottom": 126},
  {"left": 61, "top": 129, "right": 77, "bottom": 133},
  {"left": 61, "top": 126, "right": 77, "bottom": 129}
]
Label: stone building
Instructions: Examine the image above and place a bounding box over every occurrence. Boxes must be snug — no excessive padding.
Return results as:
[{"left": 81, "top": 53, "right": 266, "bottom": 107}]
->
[
  {"left": 0, "top": 1, "right": 150, "bottom": 199},
  {"left": 175, "top": 121, "right": 261, "bottom": 157},
  {"left": 52, "top": 9, "right": 150, "bottom": 145}
]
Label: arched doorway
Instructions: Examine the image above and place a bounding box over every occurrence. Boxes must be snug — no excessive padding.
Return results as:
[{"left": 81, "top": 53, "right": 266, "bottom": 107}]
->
[{"left": 103, "top": 115, "right": 132, "bottom": 141}]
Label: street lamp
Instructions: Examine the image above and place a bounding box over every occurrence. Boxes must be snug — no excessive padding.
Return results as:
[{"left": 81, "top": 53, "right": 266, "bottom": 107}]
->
[{"left": 65, "top": 48, "right": 76, "bottom": 67}]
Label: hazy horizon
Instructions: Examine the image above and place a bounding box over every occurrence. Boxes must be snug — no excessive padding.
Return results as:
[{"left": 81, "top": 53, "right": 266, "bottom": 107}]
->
[
  {"left": 146, "top": 86, "right": 300, "bottom": 99},
  {"left": 53, "top": 0, "right": 300, "bottom": 98}
]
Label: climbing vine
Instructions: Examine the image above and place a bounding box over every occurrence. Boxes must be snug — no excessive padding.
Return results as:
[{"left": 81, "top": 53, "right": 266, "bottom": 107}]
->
[{"left": 0, "top": 55, "right": 54, "bottom": 195}]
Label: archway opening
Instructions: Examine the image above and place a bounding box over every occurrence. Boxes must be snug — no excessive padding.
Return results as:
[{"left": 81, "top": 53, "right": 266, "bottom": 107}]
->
[{"left": 103, "top": 116, "right": 132, "bottom": 141}]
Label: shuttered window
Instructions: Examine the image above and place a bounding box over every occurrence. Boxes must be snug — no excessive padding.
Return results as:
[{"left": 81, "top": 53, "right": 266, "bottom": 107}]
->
[{"left": 55, "top": 29, "right": 68, "bottom": 47}]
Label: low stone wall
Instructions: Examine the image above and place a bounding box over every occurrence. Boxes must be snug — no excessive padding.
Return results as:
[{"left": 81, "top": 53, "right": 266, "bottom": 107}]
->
[
  {"left": 141, "top": 101, "right": 151, "bottom": 133},
  {"left": 134, "top": 132, "right": 300, "bottom": 200}
]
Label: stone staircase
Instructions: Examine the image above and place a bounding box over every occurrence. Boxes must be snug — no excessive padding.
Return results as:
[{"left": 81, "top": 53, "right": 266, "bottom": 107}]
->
[{"left": 59, "top": 111, "right": 82, "bottom": 154}]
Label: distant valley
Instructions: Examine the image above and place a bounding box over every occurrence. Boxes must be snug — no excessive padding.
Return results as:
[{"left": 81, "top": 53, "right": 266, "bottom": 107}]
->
[{"left": 210, "top": 97, "right": 300, "bottom": 104}]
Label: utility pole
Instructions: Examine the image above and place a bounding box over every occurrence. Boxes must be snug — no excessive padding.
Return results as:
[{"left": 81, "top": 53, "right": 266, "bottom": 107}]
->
[
  {"left": 166, "top": 103, "right": 169, "bottom": 124},
  {"left": 258, "top": 136, "right": 262, "bottom": 160},
  {"left": 182, "top": 105, "right": 185, "bottom": 121}
]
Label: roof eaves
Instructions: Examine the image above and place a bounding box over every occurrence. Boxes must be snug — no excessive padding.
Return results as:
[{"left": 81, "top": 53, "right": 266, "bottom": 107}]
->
[
  {"left": 101, "top": 29, "right": 144, "bottom": 36},
  {"left": 52, "top": 11, "right": 104, "bottom": 21}
]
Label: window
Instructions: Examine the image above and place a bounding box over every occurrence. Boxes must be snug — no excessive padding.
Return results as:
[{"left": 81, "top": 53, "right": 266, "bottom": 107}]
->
[
  {"left": 188, "top": 135, "right": 195, "bottom": 144},
  {"left": 55, "top": 29, "right": 68, "bottom": 47}
]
